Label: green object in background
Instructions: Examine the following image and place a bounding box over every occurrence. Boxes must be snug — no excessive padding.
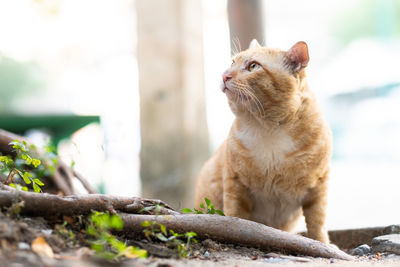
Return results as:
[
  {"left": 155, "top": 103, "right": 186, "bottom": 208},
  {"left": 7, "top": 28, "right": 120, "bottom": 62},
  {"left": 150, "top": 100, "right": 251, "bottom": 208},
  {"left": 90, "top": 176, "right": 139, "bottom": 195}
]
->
[
  {"left": 0, "top": 114, "right": 100, "bottom": 146},
  {"left": 0, "top": 55, "right": 45, "bottom": 113}
]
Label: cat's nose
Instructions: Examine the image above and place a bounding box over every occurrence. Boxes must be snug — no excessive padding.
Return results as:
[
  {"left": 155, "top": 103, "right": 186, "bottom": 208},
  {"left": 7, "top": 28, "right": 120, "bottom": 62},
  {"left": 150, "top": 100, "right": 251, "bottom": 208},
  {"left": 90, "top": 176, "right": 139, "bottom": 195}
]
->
[{"left": 222, "top": 73, "right": 232, "bottom": 83}]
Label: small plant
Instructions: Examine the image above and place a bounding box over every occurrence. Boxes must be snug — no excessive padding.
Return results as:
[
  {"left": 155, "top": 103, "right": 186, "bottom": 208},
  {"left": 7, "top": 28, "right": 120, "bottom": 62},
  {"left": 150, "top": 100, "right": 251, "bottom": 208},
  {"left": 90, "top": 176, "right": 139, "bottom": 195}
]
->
[
  {"left": 139, "top": 203, "right": 164, "bottom": 214},
  {"left": 0, "top": 140, "right": 44, "bottom": 192},
  {"left": 141, "top": 220, "right": 197, "bottom": 258},
  {"left": 86, "top": 211, "right": 147, "bottom": 261},
  {"left": 182, "top": 198, "right": 225, "bottom": 216},
  {"left": 56, "top": 221, "right": 77, "bottom": 244}
]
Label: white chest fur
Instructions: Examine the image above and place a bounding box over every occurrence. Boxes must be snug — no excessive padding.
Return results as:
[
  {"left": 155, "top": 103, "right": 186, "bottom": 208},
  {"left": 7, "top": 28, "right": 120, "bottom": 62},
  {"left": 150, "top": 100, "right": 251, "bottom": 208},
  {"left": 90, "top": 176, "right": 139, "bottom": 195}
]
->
[
  {"left": 235, "top": 124, "right": 297, "bottom": 173},
  {"left": 235, "top": 123, "right": 301, "bottom": 229}
]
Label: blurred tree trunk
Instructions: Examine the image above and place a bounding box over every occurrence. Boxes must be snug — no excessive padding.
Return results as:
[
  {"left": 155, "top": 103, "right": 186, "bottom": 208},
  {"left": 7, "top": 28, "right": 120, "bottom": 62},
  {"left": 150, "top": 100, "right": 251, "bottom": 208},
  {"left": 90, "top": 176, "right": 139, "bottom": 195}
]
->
[
  {"left": 136, "top": 0, "right": 209, "bottom": 209},
  {"left": 227, "top": 0, "right": 265, "bottom": 54}
]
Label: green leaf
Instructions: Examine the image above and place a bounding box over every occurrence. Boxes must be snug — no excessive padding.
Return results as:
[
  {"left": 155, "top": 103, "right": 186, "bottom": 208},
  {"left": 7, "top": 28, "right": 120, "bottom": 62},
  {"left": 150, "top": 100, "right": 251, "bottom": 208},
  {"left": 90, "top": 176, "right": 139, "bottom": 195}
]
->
[
  {"left": 33, "top": 182, "right": 41, "bottom": 193},
  {"left": 9, "top": 183, "right": 16, "bottom": 188},
  {"left": 204, "top": 198, "right": 211, "bottom": 206},
  {"left": 181, "top": 208, "right": 192, "bottom": 213},
  {"left": 199, "top": 203, "right": 205, "bottom": 209},
  {"left": 193, "top": 208, "right": 203, "bottom": 214},
  {"left": 32, "top": 158, "right": 41, "bottom": 168},
  {"left": 22, "top": 172, "right": 32, "bottom": 184},
  {"left": 184, "top": 232, "right": 197, "bottom": 238},
  {"left": 108, "top": 236, "right": 126, "bottom": 252},
  {"left": 155, "top": 233, "right": 168, "bottom": 242},
  {"left": 86, "top": 225, "right": 97, "bottom": 236},
  {"left": 33, "top": 178, "right": 44, "bottom": 186},
  {"left": 139, "top": 206, "right": 155, "bottom": 213},
  {"left": 141, "top": 220, "right": 151, "bottom": 227},
  {"left": 110, "top": 214, "right": 123, "bottom": 230},
  {"left": 126, "top": 246, "right": 147, "bottom": 258},
  {"left": 215, "top": 210, "right": 225, "bottom": 216},
  {"left": 209, "top": 205, "right": 216, "bottom": 214},
  {"left": 0, "top": 156, "right": 12, "bottom": 165},
  {"left": 21, "top": 186, "right": 28, "bottom": 192},
  {"left": 10, "top": 140, "right": 28, "bottom": 152},
  {"left": 159, "top": 224, "right": 167, "bottom": 235},
  {"left": 91, "top": 242, "right": 104, "bottom": 253}
]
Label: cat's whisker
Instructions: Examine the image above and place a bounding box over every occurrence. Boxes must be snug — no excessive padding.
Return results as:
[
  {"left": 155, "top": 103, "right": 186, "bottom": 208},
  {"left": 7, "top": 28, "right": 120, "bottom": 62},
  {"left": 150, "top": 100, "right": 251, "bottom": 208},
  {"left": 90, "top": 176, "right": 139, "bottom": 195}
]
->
[
  {"left": 233, "top": 81, "right": 265, "bottom": 117},
  {"left": 236, "top": 86, "right": 264, "bottom": 117}
]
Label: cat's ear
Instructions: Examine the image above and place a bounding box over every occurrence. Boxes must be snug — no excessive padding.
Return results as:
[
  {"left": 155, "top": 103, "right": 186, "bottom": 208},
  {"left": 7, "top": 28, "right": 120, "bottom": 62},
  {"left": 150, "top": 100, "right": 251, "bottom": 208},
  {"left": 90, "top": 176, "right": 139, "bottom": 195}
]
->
[
  {"left": 286, "top": 41, "right": 309, "bottom": 72},
  {"left": 249, "top": 39, "right": 261, "bottom": 49}
]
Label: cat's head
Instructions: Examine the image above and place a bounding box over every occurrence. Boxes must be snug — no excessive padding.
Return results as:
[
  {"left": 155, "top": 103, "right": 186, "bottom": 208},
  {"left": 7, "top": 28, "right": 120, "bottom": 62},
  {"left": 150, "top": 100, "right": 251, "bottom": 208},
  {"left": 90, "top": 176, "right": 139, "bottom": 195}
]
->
[{"left": 222, "top": 40, "right": 310, "bottom": 124}]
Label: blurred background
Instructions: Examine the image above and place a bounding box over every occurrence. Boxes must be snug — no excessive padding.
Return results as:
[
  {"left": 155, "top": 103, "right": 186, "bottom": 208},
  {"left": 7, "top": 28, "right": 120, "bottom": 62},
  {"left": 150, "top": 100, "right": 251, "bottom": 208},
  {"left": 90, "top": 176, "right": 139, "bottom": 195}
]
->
[{"left": 0, "top": 0, "right": 399, "bottom": 230}]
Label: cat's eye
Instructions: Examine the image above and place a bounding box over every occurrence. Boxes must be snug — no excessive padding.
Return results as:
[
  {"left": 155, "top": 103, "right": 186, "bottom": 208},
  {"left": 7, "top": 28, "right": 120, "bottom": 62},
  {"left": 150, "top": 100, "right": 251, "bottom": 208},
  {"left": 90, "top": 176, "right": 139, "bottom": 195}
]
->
[
  {"left": 231, "top": 60, "right": 235, "bottom": 66},
  {"left": 248, "top": 62, "right": 259, "bottom": 72}
]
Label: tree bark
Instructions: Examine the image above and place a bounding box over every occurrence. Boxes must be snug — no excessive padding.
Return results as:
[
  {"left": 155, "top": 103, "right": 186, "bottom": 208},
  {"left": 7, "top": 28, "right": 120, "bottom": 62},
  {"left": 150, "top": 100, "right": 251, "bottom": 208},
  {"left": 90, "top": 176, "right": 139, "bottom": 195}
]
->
[
  {"left": 122, "top": 214, "right": 353, "bottom": 261},
  {"left": 0, "top": 185, "right": 176, "bottom": 216}
]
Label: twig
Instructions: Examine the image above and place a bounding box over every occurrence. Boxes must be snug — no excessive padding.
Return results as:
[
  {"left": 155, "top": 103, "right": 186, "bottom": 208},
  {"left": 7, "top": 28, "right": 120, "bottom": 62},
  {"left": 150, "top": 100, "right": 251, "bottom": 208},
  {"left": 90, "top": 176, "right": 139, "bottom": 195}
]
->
[
  {"left": 53, "top": 165, "right": 73, "bottom": 196},
  {"left": 72, "top": 169, "right": 97, "bottom": 194}
]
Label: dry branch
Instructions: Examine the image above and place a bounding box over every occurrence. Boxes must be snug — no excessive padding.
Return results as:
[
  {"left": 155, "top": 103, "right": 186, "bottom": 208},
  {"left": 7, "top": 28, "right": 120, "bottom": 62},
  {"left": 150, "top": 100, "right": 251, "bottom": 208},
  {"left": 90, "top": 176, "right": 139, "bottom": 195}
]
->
[{"left": 0, "top": 187, "right": 353, "bottom": 260}]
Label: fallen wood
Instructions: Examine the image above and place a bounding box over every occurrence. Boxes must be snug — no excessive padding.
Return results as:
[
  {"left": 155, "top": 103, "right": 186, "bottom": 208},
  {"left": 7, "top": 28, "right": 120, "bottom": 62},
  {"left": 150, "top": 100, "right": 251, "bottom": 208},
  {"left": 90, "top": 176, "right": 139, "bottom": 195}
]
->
[
  {"left": 121, "top": 214, "right": 354, "bottom": 261},
  {"left": 0, "top": 186, "right": 177, "bottom": 216},
  {"left": 0, "top": 187, "right": 353, "bottom": 260}
]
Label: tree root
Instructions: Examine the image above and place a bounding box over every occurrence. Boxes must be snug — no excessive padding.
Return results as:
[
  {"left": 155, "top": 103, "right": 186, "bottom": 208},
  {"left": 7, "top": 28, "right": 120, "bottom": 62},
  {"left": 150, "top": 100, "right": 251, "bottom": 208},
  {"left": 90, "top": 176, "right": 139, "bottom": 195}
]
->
[
  {"left": 0, "top": 185, "right": 177, "bottom": 216},
  {"left": 121, "top": 214, "right": 354, "bottom": 261},
  {"left": 0, "top": 187, "right": 353, "bottom": 260}
]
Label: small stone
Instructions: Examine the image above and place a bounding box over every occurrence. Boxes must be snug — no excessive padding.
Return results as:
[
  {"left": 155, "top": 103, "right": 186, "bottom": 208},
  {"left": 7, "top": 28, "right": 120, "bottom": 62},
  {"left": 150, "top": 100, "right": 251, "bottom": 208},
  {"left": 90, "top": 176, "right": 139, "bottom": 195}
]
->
[
  {"left": 41, "top": 229, "right": 53, "bottom": 236},
  {"left": 204, "top": 251, "right": 210, "bottom": 257},
  {"left": 250, "top": 255, "right": 258, "bottom": 260},
  {"left": 18, "top": 242, "right": 30, "bottom": 250},
  {"left": 351, "top": 244, "right": 371, "bottom": 256},
  {"left": 263, "top": 258, "right": 289, "bottom": 263},
  {"left": 372, "top": 234, "right": 400, "bottom": 255}
]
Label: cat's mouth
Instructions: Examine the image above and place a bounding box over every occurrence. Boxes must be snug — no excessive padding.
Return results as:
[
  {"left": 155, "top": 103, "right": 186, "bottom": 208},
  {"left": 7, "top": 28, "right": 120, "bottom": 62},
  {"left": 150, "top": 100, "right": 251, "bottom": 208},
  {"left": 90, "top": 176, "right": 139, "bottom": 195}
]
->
[{"left": 223, "top": 85, "right": 250, "bottom": 101}]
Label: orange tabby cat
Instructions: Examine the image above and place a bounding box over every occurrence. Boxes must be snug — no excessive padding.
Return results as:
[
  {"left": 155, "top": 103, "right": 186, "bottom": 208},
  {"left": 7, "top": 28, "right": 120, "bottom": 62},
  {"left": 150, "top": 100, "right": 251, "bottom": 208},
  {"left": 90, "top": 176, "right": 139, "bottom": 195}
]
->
[{"left": 195, "top": 40, "right": 332, "bottom": 243}]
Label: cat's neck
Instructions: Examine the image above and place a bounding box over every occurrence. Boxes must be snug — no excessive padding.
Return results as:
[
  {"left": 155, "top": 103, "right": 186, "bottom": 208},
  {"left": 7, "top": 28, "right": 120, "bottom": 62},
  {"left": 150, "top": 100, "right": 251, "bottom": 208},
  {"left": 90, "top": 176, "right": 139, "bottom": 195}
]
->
[
  {"left": 234, "top": 113, "right": 283, "bottom": 138},
  {"left": 233, "top": 85, "right": 318, "bottom": 139}
]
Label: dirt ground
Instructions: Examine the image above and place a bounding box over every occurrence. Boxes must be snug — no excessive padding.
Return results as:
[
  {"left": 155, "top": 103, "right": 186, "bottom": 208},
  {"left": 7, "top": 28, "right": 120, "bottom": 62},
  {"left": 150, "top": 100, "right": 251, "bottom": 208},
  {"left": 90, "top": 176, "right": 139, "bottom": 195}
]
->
[{"left": 1, "top": 212, "right": 399, "bottom": 267}]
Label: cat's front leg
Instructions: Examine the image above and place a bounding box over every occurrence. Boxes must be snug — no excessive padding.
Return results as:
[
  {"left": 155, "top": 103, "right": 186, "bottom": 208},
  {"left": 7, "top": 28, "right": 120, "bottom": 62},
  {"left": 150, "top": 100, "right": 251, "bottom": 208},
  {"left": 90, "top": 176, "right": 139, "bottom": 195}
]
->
[
  {"left": 302, "top": 183, "right": 329, "bottom": 243},
  {"left": 223, "top": 175, "right": 253, "bottom": 219}
]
